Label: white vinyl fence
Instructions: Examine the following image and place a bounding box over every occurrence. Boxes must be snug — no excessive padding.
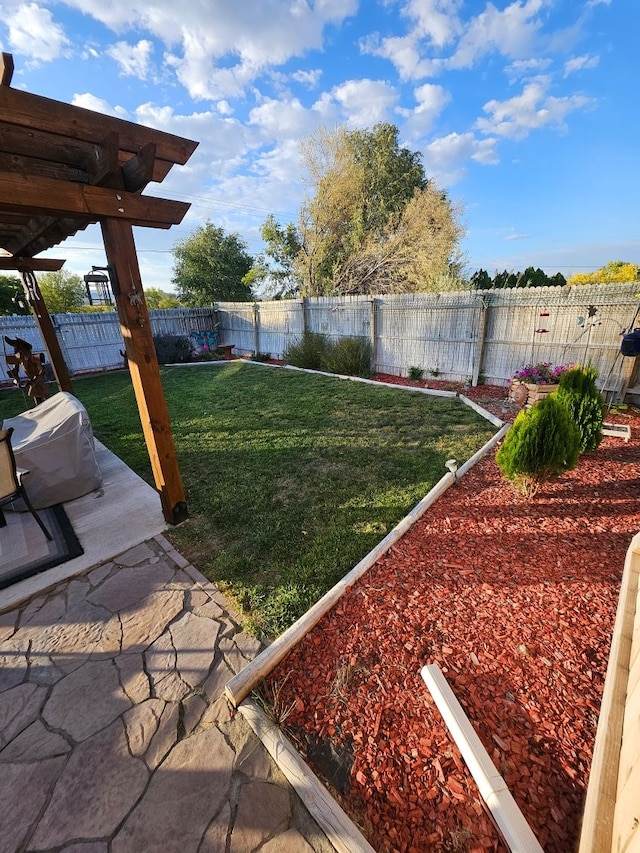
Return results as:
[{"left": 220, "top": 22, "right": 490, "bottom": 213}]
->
[
  {"left": 0, "top": 307, "right": 217, "bottom": 384},
  {"left": 1, "top": 285, "right": 639, "bottom": 399},
  {"left": 216, "top": 283, "right": 640, "bottom": 397}
]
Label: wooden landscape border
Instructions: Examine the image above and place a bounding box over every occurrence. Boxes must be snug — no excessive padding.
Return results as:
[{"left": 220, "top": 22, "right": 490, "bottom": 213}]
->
[{"left": 225, "top": 397, "right": 510, "bottom": 850}]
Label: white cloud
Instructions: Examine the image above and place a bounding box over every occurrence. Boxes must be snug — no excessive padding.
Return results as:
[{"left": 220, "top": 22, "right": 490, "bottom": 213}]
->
[
  {"left": 476, "top": 77, "right": 592, "bottom": 139},
  {"left": 249, "top": 96, "right": 318, "bottom": 141},
  {"left": 107, "top": 39, "right": 154, "bottom": 79},
  {"left": 291, "top": 68, "right": 322, "bottom": 88},
  {"left": 403, "top": 83, "right": 451, "bottom": 138},
  {"left": 6, "top": 2, "right": 70, "bottom": 62},
  {"left": 360, "top": 32, "right": 443, "bottom": 81},
  {"left": 505, "top": 57, "right": 552, "bottom": 81},
  {"left": 422, "top": 132, "right": 499, "bottom": 184},
  {"left": 399, "top": 0, "right": 464, "bottom": 47},
  {"left": 447, "top": 0, "right": 546, "bottom": 71},
  {"left": 564, "top": 54, "right": 599, "bottom": 77},
  {"left": 72, "top": 92, "right": 129, "bottom": 118},
  {"left": 56, "top": 0, "right": 358, "bottom": 99},
  {"left": 330, "top": 79, "right": 398, "bottom": 127},
  {"left": 504, "top": 232, "right": 530, "bottom": 241}
]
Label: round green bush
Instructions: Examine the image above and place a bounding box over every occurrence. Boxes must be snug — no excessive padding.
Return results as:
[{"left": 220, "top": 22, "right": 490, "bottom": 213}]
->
[
  {"left": 496, "top": 394, "right": 581, "bottom": 498},
  {"left": 556, "top": 365, "right": 604, "bottom": 453}
]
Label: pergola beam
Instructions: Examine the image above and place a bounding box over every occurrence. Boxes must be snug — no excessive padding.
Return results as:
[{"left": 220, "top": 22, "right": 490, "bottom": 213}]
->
[
  {"left": 0, "top": 172, "right": 190, "bottom": 227},
  {"left": 0, "top": 85, "right": 197, "bottom": 167},
  {"left": 0, "top": 53, "right": 196, "bottom": 525},
  {"left": 0, "top": 256, "right": 65, "bottom": 271}
]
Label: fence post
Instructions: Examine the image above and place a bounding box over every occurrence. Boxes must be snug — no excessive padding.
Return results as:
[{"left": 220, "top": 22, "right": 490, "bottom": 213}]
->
[
  {"left": 471, "top": 294, "right": 489, "bottom": 386},
  {"left": 253, "top": 302, "right": 260, "bottom": 356},
  {"left": 370, "top": 298, "right": 379, "bottom": 373},
  {"left": 301, "top": 297, "right": 308, "bottom": 334}
]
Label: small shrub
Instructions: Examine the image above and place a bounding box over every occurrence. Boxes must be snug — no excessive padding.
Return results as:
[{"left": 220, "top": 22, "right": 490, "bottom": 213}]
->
[
  {"left": 408, "top": 366, "right": 424, "bottom": 381},
  {"left": 557, "top": 365, "right": 604, "bottom": 453},
  {"left": 284, "top": 332, "right": 371, "bottom": 377},
  {"left": 284, "top": 331, "right": 331, "bottom": 370},
  {"left": 324, "top": 336, "right": 372, "bottom": 378},
  {"left": 253, "top": 352, "right": 272, "bottom": 362},
  {"left": 429, "top": 367, "right": 441, "bottom": 378},
  {"left": 496, "top": 394, "right": 581, "bottom": 498},
  {"left": 153, "top": 334, "right": 193, "bottom": 364}
]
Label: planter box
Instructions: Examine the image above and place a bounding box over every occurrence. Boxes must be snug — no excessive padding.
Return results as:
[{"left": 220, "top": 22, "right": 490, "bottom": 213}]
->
[{"left": 510, "top": 382, "right": 559, "bottom": 407}]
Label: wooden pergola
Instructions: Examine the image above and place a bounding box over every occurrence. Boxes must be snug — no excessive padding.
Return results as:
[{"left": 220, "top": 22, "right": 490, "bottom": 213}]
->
[{"left": 0, "top": 53, "right": 199, "bottom": 524}]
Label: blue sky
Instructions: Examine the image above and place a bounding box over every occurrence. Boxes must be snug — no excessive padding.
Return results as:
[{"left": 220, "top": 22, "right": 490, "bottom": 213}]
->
[{"left": 1, "top": 0, "right": 637, "bottom": 290}]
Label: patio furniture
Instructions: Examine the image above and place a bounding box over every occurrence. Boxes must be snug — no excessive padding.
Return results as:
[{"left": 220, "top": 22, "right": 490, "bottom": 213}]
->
[
  {"left": 0, "top": 427, "right": 52, "bottom": 539},
  {"left": 2, "top": 391, "right": 102, "bottom": 509}
]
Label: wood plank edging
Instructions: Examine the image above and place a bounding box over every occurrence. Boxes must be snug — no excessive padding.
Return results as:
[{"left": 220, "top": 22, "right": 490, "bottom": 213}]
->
[
  {"left": 225, "top": 425, "right": 508, "bottom": 707},
  {"left": 578, "top": 532, "right": 640, "bottom": 853},
  {"left": 239, "top": 699, "right": 376, "bottom": 853},
  {"left": 421, "top": 664, "right": 544, "bottom": 853},
  {"left": 458, "top": 393, "right": 506, "bottom": 427}
]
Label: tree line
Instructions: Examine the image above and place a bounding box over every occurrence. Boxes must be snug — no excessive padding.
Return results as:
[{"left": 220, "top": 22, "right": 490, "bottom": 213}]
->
[{"left": 1, "top": 123, "right": 637, "bottom": 314}]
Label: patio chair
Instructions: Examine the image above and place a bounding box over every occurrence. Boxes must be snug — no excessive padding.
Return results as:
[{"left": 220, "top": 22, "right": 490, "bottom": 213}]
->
[{"left": 0, "top": 427, "right": 52, "bottom": 540}]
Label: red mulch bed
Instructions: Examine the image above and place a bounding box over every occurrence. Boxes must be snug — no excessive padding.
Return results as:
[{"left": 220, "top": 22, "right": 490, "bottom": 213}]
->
[{"left": 264, "top": 379, "right": 640, "bottom": 853}]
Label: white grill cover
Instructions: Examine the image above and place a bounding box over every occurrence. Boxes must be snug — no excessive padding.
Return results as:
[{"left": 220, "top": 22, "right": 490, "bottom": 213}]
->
[{"left": 3, "top": 392, "right": 102, "bottom": 509}]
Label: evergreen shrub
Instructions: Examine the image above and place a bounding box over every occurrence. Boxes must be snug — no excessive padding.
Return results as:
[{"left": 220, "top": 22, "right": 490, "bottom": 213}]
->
[
  {"left": 153, "top": 334, "right": 193, "bottom": 364},
  {"left": 324, "top": 336, "right": 372, "bottom": 378},
  {"left": 557, "top": 365, "right": 604, "bottom": 453},
  {"left": 283, "top": 331, "right": 331, "bottom": 371},
  {"left": 284, "top": 332, "right": 371, "bottom": 377},
  {"left": 496, "top": 394, "right": 581, "bottom": 498}
]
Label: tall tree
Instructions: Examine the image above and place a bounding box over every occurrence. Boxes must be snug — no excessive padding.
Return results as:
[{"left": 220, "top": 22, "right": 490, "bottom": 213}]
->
[
  {"left": 568, "top": 260, "right": 639, "bottom": 285},
  {"left": 172, "top": 221, "right": 254, "bottom": 305},
  {"left": 293, "top": 123, "right": 463, "bottom": 295},
  {"left": 0, "top": 274, "right": 30, "bottom": 315},
  {"left": 144, "top": 288, "right": 183, "bottom": 309},
  {"left": 38, "top": 270, "right": 87, "bottom": 313},
  {"left": 257, "top": 215, "right": 303, "bottom": 298}
]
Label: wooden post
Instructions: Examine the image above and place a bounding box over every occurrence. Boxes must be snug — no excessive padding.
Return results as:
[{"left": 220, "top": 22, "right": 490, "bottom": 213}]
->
[
  {"left": 253, "top": 301, "right": 260, "bottom": 356},
  {"left": 301, "top": 297, "right": 308, "bottom": 334},
  {"left": 471, "top": 294, "right": 488, "bottom": 387},
  {"left": 101, "top": 217, "right": 187, "bottom": 525},
  {"left": 20, "top": 270, "right": 74, "bottom": 394},
  {"left": 370, "top": 298, "right": 379, "bottom": 373}
]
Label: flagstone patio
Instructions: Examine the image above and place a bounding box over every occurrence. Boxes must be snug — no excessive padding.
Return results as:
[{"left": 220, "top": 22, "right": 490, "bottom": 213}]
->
[{"left": 0, "top": 445, "right": 334, "bottom": 852}]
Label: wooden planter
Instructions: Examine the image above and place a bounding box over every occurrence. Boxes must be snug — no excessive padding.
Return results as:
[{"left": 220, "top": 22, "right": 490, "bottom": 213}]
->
[{"left": 510, "top": 381, "right": 559, "bottom": 407}]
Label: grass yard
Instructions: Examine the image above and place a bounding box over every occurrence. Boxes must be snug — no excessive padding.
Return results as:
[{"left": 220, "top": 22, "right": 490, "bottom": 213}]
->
[{"left": 0, "top": 364, "right": 495, "bottom": 637}]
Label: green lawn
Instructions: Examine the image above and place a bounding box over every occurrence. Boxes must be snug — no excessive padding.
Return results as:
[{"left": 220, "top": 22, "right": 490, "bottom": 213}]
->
[{"left": 0, "top": 364, "right": 495, "bottom": 637}]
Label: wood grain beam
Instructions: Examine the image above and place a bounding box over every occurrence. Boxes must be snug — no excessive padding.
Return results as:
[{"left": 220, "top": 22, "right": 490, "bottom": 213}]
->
[
  {"left": 0, "top": 85, "right": 198, "bottom": 166},
  {"left": 1, "top": 53, "right": 13, "bottom": 86},
  {"left": 0, "top": 172, "right": 190, "bottom": 226},
  {"left": 101, "top": 217, "right": 188, "bottom": 525},
  {"left": 0, "top": 257, "right": 65, "bottom": 271}
]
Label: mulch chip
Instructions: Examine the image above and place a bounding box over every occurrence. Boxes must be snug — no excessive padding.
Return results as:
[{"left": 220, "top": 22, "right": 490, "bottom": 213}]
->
[{"left": 263, "top": 381, "right": 640, "bottom": 852}]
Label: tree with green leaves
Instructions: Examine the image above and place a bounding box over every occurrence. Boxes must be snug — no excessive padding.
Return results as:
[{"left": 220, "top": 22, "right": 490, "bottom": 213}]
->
[
  {"left": 38, "top": 270, "right": 87, "bottom": 313},
  {"left": 172, "top": 221, "right": 254, "bottom": 305},
  {"left": 144, "top": 288, "right": 183, "bottom": 309},
  {"left": 470, "top": 268, "right": 566, "bottom": 289},
  {"left": 0, "top": 275, "right": 30, "bottom": 315},
  {"left": 568, "top": 261, "right": 639, "bottom": 285},
  {"left": 256, "top": 215, "right": 303, "bottom": 298},
  {"left": 265, "top": 122, "right": 464, "bottom": 296}
]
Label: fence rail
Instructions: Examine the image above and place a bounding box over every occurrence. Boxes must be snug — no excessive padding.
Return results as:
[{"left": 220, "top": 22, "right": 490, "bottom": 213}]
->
[
  {"left": 215, "top": 284, "right": 640, "bottom": 397},
  {"left": 0, "top": 308, "right": 217, "bottom": 385},
  {"left": 1, "top": 285, "right": 638, "bottom": 399}
]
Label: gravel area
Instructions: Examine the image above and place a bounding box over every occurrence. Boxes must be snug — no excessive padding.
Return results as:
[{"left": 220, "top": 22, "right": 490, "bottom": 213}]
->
[{"left": 264, "top": 380, "right": 640, "bottom": 853}]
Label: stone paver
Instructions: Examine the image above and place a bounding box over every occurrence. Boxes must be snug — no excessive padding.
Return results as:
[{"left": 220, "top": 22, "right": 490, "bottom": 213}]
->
[{"left": 0, "top": 537, "right": 335, "bottom": 853}]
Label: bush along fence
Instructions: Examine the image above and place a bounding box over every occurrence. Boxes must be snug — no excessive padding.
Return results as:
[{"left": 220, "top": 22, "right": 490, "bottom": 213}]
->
[
  {"left": 215, "top": 282, "right": 640, "bottom": 399},
  {"left": 0, "top": 307, "right": 218, "bottom": 385},
  {"left": 1, "top": 284, "right": 638, "bottom": 400}
]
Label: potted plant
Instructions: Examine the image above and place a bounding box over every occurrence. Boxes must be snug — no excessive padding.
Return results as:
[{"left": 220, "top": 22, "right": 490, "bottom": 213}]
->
[{"left": 509, "top": 361, "right": 569, "bottom": 407}]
